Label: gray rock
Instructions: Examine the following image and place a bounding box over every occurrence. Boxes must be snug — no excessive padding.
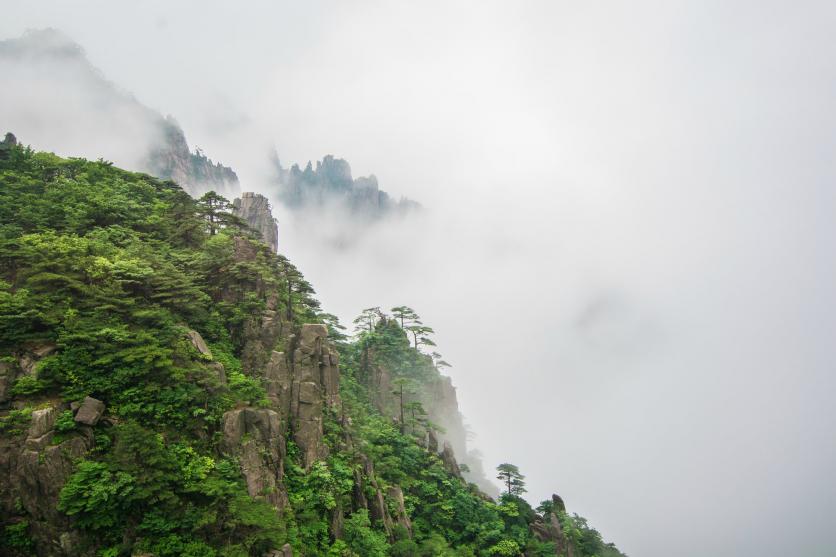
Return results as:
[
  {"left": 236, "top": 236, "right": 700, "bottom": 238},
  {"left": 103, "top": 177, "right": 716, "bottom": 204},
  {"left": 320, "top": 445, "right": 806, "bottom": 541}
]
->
[
  {"left": 73, "top": 396, "right": 105, "bottom": 426},
  {"left": 28, "top": 407, "right": 57, "bottom": 438},
  {"left": 0, "top": 361, "right": 13, "bottom": 404},
  {"left": 263, "top": 544, "right": 292, "bottom": 557},
  {"left": 232, "top": 192, "right": 279, "bottom": 253},
  {"left": 427, "top": 430, "right": 439, "bottom": 453},
  {"left": 387, "top": 485, "right": 413, "bottom": 537},
  {"left": 220, "top": 407, "right": 288, "bottom": 510},
  {"left": 208, "top": 362, "right": 227, "bottom": 385},
  {"left": 440, "top": 441, "right": 461, "bottom": 477},
  {"left": 32, "top": 344, "right": 58, "bottom": 359},
  {"left": 297, "top": 381, "right": 320, "bottom": 404},
  {"left": 186, "top": 329, "right": 212, "bottom": 357},
  {"left": 299, "top": 324, "right": 328, "bottom": 354}
]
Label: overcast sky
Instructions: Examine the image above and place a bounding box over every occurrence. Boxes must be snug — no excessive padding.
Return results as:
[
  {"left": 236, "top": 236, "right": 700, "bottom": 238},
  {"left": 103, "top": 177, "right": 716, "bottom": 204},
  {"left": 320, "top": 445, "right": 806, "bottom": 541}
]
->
[{"left": 3, "top": 2, "right": 836, "bottom": 555}]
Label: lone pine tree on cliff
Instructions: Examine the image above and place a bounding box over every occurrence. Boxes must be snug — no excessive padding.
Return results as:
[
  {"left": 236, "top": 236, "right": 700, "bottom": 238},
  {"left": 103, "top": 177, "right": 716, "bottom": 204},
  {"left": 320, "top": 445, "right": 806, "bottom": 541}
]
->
[
  {"left": 497, "top": 463, "right": 527, "bottom": 496},
  {"left": 196, "top": 190, "right": 231, "bottom": 235}
]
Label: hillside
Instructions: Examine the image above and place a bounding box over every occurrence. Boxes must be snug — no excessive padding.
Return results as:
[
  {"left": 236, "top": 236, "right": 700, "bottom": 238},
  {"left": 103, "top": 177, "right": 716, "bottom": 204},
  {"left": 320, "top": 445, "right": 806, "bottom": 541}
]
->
[{"left": 0, "top": 136, "right": 625, "bottom": 556}]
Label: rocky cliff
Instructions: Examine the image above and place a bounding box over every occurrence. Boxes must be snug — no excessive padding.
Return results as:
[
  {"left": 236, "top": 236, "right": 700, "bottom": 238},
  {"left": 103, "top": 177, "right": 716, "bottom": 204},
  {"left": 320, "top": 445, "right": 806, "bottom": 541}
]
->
[
  {"left": 145, "top": 118, "right": 241, "bottom": 199},
  {"left": 233, "top": 192, "right": 279, "bottom": 253}
]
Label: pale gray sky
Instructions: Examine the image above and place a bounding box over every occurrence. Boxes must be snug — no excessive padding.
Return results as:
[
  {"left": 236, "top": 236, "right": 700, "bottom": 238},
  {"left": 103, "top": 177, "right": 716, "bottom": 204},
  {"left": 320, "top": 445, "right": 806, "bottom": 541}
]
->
[{"left": 3, "top": 2, "right": 836, "bottom": 555}]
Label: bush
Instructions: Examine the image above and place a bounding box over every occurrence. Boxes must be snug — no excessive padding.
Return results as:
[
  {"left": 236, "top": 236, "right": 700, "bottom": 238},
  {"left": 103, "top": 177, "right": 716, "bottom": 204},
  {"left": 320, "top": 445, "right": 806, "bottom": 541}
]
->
[
  {"left": 0, "top": 407, "right": 33, "bottom": 435},
  {"left": 9, "top": 375, "right": 47, "bottom": 396},
  {"left": 1, "top": 520, "right": 34, "bottom": 552},
  {"left": 54, "top": 410, "right": 76, "bottom": 433},
  {"left": 342, "top": 510, "right": 388, "bottom": 557}
]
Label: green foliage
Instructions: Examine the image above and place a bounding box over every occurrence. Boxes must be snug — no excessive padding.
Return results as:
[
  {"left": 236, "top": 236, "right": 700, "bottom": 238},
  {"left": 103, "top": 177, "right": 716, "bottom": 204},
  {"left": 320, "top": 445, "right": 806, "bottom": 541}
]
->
[
  {"left": 496, "top": 463, "right": 527, "bottom": 496},
  {"left": 1, "top": 520, "right": 34, "bottom": 553},
  {"left": 58, "top": 423, "right": 284, "bottom": 553},
  {"left": 487, "top": 539, "right": 521, "bottom": 556},
  {"left": 558, "top": 512, "right": 626, "bottom": 557},
  {"left": 342, "top": 510, "right": 388, "bottom": 557},
  {"left": 0, "top": 407, "right": 33, "bottom": 435},
  {"left": 9, "top": 374, "right": 47, "bottom": 396},
  {"left": 57, "top": 460, "right": 137, "bottom": 531},
  {"left": 54, "top": 409, "right": 77, "bottom": 433}
]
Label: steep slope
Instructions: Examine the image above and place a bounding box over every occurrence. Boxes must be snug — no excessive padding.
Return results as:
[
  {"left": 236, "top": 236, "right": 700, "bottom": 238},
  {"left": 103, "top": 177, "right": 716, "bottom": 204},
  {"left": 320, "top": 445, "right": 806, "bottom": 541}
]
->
[
  {"left": 0, "top": 29, "right": 239, "bottom": 198},
  {"left": 0, "top": 136, "right": 625, "bottom": 556}
]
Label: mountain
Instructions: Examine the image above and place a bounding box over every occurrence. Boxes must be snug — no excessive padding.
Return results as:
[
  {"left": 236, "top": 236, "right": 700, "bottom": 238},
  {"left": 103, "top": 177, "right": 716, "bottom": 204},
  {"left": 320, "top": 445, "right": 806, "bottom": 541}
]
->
[
  {"left": 272, "top": 153, "right": 420, "bottom": 220},
  {"left": 0, "top": 136, "right": 626, "bottom": 556},
  {"left": 0, "top": 29, "right": 239, "bottom": 198}
]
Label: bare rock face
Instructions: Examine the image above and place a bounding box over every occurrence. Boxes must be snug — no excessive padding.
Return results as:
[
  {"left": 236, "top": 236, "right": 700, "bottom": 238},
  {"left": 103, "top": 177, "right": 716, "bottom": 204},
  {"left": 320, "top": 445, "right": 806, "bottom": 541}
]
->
[
  {"left": 29, "top": 406, "right": 58, "bottom": 438},
  {"left": 0, "top": 360, "right": 12, "bottom": 406},
  {"left": 427, "top": 429, "right": 439, "bottom": 453},
  {"left": 73, "top": 396, "right": 105, "bottom": 426},
  {"left": 147, "top": 119, "right": 241, "bottom": 198},
  {"left": 356, "top": 456, "right": 394, "bottom": 539},
  {"left": 387, "top": 485, "right": 413, "bottom": 537},
  {"left": 440, "top": 441, "right": 461, "bottom": 477},
  {"left": 260, "top": 324, "right": 341, "bottom": 469},
  {"left": 220, "top": 407, "right": 288, "bottom": 510},
  {"left": 232, "top": 192, "right": 279, "bottom": 253},
  {"left": 264, "top": 544, "right": 293, "bottom": 557},
  {"left": 186, "top": 329, "right": 213, "bottom": 357},
  {"left": 551, "top": 493, "right": 566, "bottom": 513},
  {"left": 1, "top": 402, "right": 95, "bottom": 556}
]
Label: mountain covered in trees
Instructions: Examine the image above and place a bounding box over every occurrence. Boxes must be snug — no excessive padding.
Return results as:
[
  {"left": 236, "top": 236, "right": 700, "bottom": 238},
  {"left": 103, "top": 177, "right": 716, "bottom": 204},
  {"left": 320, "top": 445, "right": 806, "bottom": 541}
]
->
[
  {"left": 271, "top": 153, "right": 420, "bottom": 220},
  {"left": 0, "top": 135, "right": 626, "bottom": 556},
  {"left": 0, "top": 29, "right": 240, "bottom": 198}
]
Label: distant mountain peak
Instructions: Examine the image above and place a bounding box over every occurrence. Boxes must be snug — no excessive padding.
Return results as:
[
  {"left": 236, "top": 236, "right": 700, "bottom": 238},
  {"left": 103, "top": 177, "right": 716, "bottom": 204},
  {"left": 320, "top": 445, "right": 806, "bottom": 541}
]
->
[
  {"left": 272, "top": 151, "right": 420, "bottom": 219},
  {"left": 0, "top": 28, "right": 240, "bottom": 199}
]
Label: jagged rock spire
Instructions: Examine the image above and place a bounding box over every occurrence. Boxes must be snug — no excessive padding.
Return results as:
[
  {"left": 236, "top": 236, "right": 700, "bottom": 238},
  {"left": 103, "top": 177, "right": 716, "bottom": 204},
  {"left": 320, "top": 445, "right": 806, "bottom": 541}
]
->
[{"left": 232, "top": 192, "right": 279, "bottom": 253}]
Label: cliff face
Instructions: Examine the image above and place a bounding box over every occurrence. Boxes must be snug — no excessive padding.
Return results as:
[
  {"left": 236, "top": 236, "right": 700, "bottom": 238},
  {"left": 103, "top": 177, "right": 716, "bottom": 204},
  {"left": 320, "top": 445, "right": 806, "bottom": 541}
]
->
[
  {"left": 272, "top": 153, "right": 420, "bottom": 219},
  {"left": 232, "top": 192, "right": 279, "bottom": 253},
  {"left": 145, "top": 118, "right": 241, "bottom": 199}
]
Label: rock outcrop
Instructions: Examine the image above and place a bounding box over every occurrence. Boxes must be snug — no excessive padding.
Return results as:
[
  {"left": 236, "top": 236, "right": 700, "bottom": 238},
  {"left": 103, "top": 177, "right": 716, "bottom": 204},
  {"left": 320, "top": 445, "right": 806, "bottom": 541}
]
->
[
  {"left": 1, "top": 343, "right": 57, "bottom": 409},
  {"left": 353, "top": 456, "right": 394, "bottom": 539},
  {"left": 0, "top": 401, "right": 95, "bottom": 557},
  {"left": 440, "top": 441, "right": 462, "bottom": 477},
  {"left": 387, "top": 485, "right": 413, "bottom": 537},
  {"left": 73, "top": 396, "right": 104, "bottom": 426},
  {"left": 0, "top": 131, "right": 17, "bottom": 160},
  {"left": 262, "top": 324, "right": 341, "bottom": 468},
  {"left": 232, "top": 192, "right": 279, "bottom": 253},
  {"left": 528, "top": 494, "right": 574, "bottom": 557},
  {"left": 147, "top": 119, "right": 241, "bottom": 198},
  {"left": 220, "top": 407, "right": 288, "bottom": 510}
]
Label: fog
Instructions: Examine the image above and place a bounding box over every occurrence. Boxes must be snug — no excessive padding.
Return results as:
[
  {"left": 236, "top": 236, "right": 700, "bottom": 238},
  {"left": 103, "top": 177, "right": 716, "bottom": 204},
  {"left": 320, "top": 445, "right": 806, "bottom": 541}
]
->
[{"left": 3, "top": 1, "right": 836, "bottom": 555}]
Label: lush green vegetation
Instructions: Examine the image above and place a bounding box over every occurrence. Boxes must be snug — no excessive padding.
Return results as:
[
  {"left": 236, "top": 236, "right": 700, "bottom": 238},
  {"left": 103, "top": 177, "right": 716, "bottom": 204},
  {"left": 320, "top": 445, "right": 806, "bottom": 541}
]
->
[{"left": 0, "top": 144, "right": 625, "bottom": 556}]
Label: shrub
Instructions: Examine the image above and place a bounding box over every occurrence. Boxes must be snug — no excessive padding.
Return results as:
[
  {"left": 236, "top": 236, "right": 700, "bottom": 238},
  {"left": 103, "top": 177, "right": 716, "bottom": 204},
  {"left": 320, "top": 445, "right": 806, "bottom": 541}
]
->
[{"left": 54, "top": 410, "right": 76, "bottom": 433}]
